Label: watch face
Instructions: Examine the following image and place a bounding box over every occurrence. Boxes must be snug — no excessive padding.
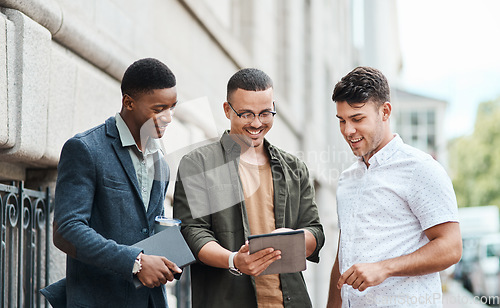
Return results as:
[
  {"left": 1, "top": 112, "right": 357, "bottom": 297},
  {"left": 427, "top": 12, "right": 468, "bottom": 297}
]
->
[
  {"left": 133, "top": 260, "right": 141, "bottom": 274},
  {"left": 229, "top": 267, "right": 242, "bottom": 276}
]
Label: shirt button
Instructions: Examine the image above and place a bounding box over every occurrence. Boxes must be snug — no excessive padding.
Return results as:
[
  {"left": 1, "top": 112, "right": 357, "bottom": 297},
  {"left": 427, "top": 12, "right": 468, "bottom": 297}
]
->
[
  {"left": 142, "top": 160, "right": 146, "bottom": 165},
  {"left": 141, "top": 228, "right": 148, "bottom": 234},
  {"left": 285, "top": 296, "right": 291, "bottom": 301},
  {"left": 142, "top": 187, "right": 146, "bottom": 192}
]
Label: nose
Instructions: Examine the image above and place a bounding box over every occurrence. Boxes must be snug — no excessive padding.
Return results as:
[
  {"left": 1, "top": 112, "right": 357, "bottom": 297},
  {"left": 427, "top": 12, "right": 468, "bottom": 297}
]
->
[
  {"left": 248, "top": 115, "right": 263, "bottom": 127},
  {"left": 158, "top": 109, "right": 173, "bottom": 124},
  {"left": 343, "top": 121, "right": 356, "bottom": 135}
]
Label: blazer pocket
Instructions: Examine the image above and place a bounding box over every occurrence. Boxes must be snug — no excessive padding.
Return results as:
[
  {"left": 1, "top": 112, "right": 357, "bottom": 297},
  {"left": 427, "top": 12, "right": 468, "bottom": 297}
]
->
[{"left": 102, "top": 176, "right": 129, "bottom": 191}]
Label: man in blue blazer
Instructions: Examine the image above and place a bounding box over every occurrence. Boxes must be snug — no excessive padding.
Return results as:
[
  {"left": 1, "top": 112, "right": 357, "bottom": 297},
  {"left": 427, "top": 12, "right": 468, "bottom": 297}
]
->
[{"left": 46, "top": 58, "right": 181, "bottom": 307}]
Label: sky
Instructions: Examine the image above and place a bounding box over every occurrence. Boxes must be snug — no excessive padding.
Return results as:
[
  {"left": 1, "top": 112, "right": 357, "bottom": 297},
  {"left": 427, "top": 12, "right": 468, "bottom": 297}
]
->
[{"left": 396, "top": 0, "right": 500, "bottom": 139}]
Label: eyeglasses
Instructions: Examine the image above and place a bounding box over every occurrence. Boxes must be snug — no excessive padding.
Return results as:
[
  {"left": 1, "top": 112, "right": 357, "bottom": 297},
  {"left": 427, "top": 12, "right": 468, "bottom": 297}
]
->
[{"left": 227, "top": 101, "right": 277, "bottom": 124}]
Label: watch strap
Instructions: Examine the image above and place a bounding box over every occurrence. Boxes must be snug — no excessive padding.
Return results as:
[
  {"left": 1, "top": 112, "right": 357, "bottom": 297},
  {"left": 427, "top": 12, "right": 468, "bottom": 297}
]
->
[
  {"left": 228, "top": 252, "right": 242, "bottom": 276},
  {"left": 228, "top": 252, "right": 237, "bottom": 268},
  {"left": 132, "top": 253, "right": 143, "bottom": 274}
]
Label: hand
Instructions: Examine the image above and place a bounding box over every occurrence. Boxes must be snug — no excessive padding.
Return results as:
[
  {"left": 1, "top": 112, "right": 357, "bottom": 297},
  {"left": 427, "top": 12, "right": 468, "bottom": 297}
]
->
[
  {"left": 233, "top": 241, "right": 281, "bottom": 276},
  {"left": 337, "top": 262, "right": 389, "bottom": 292},
  {"left": 271, "top": 227, "right": 294, "bottom": 233},
  {"left": 272, "top": 228, "right": 316, "bottom": 257},
  {"left": 136, "top": 254, "right": 182, "bottom": 288}
]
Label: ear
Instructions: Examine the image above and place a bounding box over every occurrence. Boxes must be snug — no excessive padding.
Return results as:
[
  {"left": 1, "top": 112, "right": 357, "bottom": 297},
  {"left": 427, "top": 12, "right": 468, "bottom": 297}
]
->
[
  {"left": 381, "top": 102, "right": 392, "bottom": 121},
  {"left": 223, "top": 102, "right": 231, "bottom": 120},
  {"left": 122, "top": 95, "right": 134, "bottom": 111}
]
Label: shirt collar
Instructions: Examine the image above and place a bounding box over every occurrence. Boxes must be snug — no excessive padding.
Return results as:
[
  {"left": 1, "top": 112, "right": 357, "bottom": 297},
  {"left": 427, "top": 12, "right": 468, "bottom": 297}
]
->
[
  {"left": 115, "top": 113, "right": 162, "bottom": 155},
  {"left": 364, "top": 134, "right": 403, "bottom": 167}
]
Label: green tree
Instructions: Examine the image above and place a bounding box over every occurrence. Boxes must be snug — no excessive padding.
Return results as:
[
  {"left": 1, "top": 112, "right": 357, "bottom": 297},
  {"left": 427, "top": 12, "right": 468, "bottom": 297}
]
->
[{"left": 449, "top": 97, "right": 500, "bottom": 207}]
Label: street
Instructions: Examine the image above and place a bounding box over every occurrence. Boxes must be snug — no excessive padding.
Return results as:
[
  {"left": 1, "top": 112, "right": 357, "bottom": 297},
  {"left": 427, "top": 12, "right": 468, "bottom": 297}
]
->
[{"left": 443, "top": 279, "right": 488, "bottom": 308}]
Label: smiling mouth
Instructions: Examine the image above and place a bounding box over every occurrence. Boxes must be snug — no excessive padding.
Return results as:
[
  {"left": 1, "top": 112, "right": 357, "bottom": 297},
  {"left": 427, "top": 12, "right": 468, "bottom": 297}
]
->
[
  {"left": 349, "top": 137, "right": 363, "bottom": 143},
  {"left": 245, "top": 128, "right": 264, "bottom": 136}
]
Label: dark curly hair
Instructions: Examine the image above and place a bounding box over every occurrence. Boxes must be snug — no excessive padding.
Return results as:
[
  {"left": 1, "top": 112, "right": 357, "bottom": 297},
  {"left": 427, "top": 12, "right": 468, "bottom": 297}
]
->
[
  {"left": 121, "top": 58, "right": 176, "bottom": 98},
  {"left": 226, "top": 68, "right": 273, "bottom": 100},
  {"left": 332, "top": 67, "right": 390, "bottom": 107}
]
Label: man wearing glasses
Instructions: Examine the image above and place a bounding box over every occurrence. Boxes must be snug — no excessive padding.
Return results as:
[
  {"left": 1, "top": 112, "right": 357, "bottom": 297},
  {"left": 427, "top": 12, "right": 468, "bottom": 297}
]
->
[{"left": 173, "top": 68, "right": 324, "bottom": 308}]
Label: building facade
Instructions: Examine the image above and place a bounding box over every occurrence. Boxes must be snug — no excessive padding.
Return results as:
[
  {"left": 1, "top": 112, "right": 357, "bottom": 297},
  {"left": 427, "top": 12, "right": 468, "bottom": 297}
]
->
[
  {"left": 356, "top": 0, "right": 449, "bottom": 164},
  {"left": 1, "top": 0, "right": 358, "bottom": 307}
]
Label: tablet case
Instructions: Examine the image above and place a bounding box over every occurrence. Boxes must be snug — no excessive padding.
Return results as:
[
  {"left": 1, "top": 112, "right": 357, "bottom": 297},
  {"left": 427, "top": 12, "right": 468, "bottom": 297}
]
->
[
  {"left": 132, "top": 226, "right": 196, "bottom": 288},
  {"left": 248, "top": 230, "right": 306, "bottom": 276}
]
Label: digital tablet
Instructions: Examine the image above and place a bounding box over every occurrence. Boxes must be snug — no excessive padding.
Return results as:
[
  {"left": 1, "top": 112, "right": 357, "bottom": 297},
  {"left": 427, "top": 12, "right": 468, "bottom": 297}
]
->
[{"left": 248, "top": 230, "right": 306, "bottom": 275}]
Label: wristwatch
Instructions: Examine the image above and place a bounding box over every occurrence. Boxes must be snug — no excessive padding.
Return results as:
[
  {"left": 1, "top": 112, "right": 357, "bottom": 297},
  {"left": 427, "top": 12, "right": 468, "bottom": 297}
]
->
[
  {"left": 228, "top": 252, "right": 242, "bottom": 276},
  {"left": 132, "top": 253, "right": 143, "bottom": 275}
]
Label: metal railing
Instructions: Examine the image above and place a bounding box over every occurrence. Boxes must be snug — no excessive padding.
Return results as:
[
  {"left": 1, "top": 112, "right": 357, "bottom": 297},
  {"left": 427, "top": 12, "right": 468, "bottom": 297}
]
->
[
  {"left": 1, "top": 181, "right": 52, "bottom": 308},
  {"left": 175, "top": 266, "right": 191, "bottom": 308}
]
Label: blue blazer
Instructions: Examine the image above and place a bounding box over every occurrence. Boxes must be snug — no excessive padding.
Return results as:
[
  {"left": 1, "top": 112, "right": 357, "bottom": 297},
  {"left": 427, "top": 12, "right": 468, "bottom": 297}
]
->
[{"left": 50, "top": 117, "right": 170, "bottom": 308}]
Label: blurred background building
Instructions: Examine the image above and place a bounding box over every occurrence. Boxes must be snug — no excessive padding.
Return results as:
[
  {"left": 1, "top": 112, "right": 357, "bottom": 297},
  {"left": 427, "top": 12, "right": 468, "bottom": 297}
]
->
[{"left": 1, "top": 0, "right": 464, "bottom": 307}]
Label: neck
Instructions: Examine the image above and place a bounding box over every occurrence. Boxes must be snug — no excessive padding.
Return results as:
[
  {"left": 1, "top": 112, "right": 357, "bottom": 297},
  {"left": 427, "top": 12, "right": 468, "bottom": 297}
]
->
[
  {"left": 240, "top": 145, "right": 268, "bottom": 165},
  {"left": 362, "top": 132, "right": 395, "bottom": 167},
  {"left": 120, "top": 111, "right": 147, "bottom": 152}
]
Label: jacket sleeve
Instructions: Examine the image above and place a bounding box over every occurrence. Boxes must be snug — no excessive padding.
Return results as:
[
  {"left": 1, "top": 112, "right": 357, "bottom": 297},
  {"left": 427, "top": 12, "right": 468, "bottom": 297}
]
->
[
  {"left": 54, "top": 137, "right": 142, "bottom": 282},
  {"left": 296, "top": 161, "right": 325, "bottom": 263},
  {"left": 173, "top": 155, "right": 218, "bottom": 259}
]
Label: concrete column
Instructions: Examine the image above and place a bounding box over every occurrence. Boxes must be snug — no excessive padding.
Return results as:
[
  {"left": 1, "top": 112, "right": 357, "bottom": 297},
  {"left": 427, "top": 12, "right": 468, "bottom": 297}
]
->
[
  {"left": 0, "top": 9, "right": 51, "bottom": 163},
  {"left": 0, "top": 13, "right": 12, "bottom": 147}
]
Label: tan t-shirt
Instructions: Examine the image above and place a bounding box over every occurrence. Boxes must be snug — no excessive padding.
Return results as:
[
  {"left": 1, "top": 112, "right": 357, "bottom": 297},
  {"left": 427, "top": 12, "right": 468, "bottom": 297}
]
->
[{"left": 239, "top": 159, "right": 284, "bottom": 308}]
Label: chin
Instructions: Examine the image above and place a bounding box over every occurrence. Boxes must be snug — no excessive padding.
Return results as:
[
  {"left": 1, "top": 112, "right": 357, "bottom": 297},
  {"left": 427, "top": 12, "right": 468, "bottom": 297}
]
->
[{"left": 251, "top": 140, "right": 264, "bottom": 148}]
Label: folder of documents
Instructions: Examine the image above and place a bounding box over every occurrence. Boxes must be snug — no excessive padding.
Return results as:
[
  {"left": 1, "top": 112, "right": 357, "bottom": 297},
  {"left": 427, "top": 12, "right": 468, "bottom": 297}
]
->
[{"left": 132, "top": 226, "right": 195, "bottom": 288}]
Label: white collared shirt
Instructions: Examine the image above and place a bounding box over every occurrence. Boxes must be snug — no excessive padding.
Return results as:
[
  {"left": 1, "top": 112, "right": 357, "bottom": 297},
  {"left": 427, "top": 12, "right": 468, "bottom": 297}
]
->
[
  {"left": 115, "top": 113, "right": 163, "bottom": 210},
  {"left": 337, "top": 134, "right": 458, "bottom": 308}
]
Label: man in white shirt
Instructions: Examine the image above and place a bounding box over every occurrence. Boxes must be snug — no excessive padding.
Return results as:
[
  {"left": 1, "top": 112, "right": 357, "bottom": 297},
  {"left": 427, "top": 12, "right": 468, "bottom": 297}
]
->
[{"left": 326, "top": 67, "right": 462, "bottom": 308}]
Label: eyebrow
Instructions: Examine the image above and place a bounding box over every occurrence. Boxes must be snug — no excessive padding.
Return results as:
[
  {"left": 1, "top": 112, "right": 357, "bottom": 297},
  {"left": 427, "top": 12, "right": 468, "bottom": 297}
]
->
[
  {"left": 336, "top": 113, "right": 364, "bottom": 119},
  {"left": 238, "top": 107, "right": 273, "bottom": 113},
  {"left": 154, "top": 101, "right": 178, "bottom": 108}
]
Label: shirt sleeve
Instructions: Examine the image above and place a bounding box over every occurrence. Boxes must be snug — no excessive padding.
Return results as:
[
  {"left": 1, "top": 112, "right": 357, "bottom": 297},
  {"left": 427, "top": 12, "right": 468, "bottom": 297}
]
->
[
  {"left": 407, "top": 158, "right": 459, "bottom": 231},
  {"left": 173, "top": 155, "right": 219, "bottom": 258}
]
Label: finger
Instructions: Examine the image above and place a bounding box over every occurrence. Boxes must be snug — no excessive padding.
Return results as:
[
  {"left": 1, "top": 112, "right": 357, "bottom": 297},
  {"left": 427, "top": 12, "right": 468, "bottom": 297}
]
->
[
  {"left": 162, "top": 258, "right": 182, "bottom": 273},
  {"left": 255, "top": 252, "right": 281, "bottom": 276},
  {"left": 252, "top": 250, "right": 281, "bottom": 274},
  {"left": 271, "top": 228, "right": 293, "bottom": 233},
  {"left": 350, "top": 277, "right": 361, "bottom": 289},
  {"left": 239, "top": 242, "right": 249, "bottom": 253},
  {"left": 257, "top": 249, "right": 281, "bottom": 266},
  {"left": 358, "top": 281, "right": 367, "bottom": 292},
  {"left": 144, "top": 279, "right": 155, "bottom": 288},
  {"left": 158, "top": 274, "right": 168, "bottom": 285},
  {"left": 345, "top": 273, "right": 358, "bottom": 286},
  {"left": 164, "top": 268, "right": 175, "bottom": 282},
  {"left": 337, "top": 268, "right": 353, "bottom": 289},
  {"left": 159, "top": 265, "right": 174, "bottom": 282},
  {"left": 249, "top": 247, "right": 275, "bottom": 261}
]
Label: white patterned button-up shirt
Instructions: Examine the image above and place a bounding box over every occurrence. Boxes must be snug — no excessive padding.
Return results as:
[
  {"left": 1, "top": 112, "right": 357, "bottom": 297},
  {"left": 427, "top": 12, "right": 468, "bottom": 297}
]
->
[{"left": 337, "top": 134, "right": 458, "bottom": 308}]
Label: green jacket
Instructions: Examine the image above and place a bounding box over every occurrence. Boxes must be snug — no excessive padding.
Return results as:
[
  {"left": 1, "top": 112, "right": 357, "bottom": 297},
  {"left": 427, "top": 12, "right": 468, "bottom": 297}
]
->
[{"left": 173, "top": 131, "right": 325, "bottom": 308}]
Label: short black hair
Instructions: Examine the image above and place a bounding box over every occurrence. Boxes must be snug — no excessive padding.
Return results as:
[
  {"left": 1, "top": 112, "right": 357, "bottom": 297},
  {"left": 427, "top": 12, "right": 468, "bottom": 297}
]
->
[
  {"left": 226, "top": 68, "right": 273, "bottom": 100},
  {"left": 332, "top": 66, "right": 390, "bottom": 107},
  {"left": 121, "top": 58, "right": 176, "bottom": 98}
]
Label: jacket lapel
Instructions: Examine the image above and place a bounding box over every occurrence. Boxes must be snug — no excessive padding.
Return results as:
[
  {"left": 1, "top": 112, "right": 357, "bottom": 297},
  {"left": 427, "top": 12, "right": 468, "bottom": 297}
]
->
[
  {"left": 147, "top": 152, "right": 169, "bottom": 215},
  {"left": 105, "top": 118, "right": 143, "bottom": 204}
]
